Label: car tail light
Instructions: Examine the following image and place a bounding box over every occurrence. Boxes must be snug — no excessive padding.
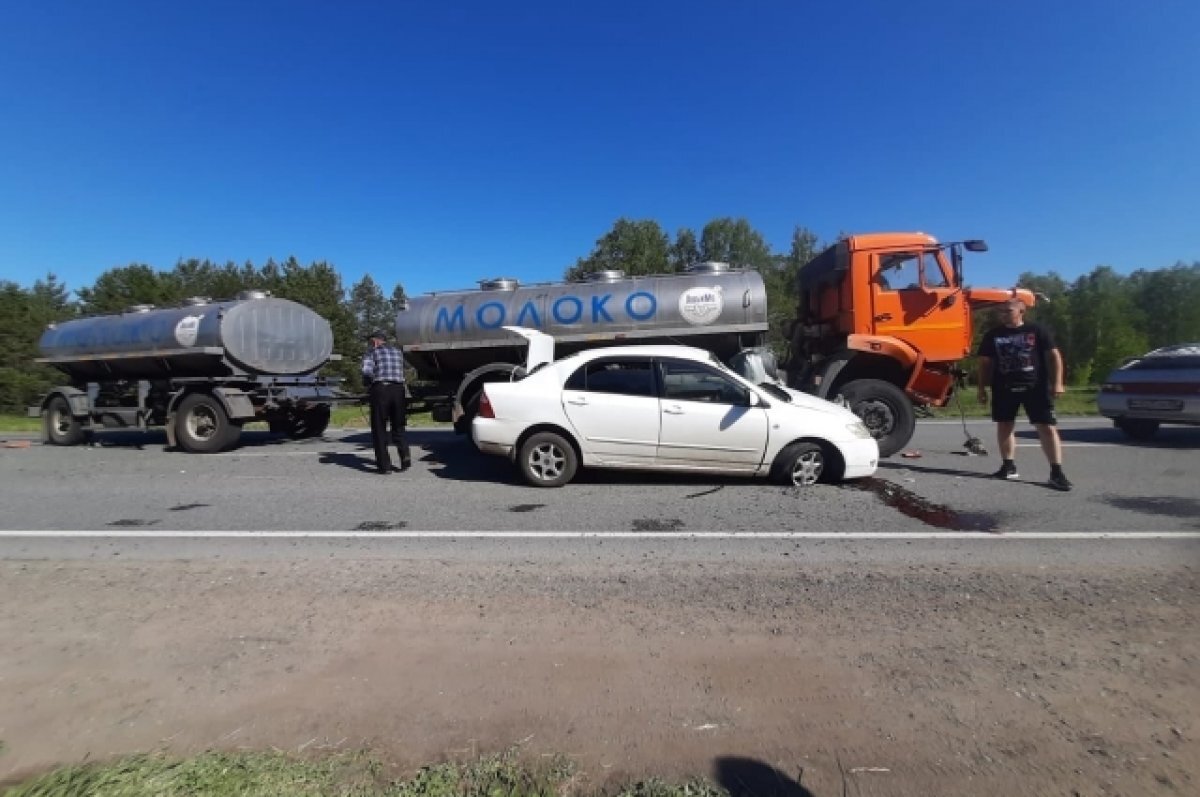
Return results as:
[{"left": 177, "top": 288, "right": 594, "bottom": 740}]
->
[{"left": 477, "top": 390, "right": 495, "bottom": 418}]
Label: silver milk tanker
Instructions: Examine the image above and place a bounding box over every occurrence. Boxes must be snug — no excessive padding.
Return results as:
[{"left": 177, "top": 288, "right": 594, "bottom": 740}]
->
[
  {"left": 394, "top": 264, "right": 770, "bottom": 432},
  {"left": 39, "top": 294, "right": 333, "bottom": 381},
  {"left": 34, "top": 292, "right": 340, "bottom": 453}
]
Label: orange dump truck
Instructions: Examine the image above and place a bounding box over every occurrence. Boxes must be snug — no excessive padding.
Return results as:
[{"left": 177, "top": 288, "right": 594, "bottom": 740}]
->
[{"left": 786, "top": 232, "right": 1033, "bottom": 456}]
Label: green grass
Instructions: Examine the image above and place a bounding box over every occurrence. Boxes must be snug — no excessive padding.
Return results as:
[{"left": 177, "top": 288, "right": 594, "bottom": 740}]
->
[
  {"left": 1, "top": 749, "right": 727, "bottom": 797},
  {"left": 926, "top": 386, "right": 1100, "bottom": 419}
]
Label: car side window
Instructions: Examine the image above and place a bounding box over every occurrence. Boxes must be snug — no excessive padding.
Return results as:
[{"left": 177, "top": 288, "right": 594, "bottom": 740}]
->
[
  {"left": 660, "top": 359, "right": 749, "bottom": 405},
  {"left": 567, "top": 358, "right": 656, "bottom": 397}
]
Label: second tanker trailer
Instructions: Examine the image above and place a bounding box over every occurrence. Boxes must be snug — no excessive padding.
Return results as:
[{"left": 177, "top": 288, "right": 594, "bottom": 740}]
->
[{"left": 34, "top": 291, "right": 342, "bottom": 453}]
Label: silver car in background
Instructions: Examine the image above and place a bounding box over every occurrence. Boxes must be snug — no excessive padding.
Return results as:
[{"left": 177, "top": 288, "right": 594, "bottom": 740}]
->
[{"left": 1098, "top": 343, "right": 1200, "bottom": 439}]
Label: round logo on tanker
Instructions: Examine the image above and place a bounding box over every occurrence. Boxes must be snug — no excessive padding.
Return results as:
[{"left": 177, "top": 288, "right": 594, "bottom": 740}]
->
[
  {"left": 174, "top": 314, "right": 203, "bottom": 347},
  {"left": 678, "top": 286, "right": 724, "bottom": 326}
]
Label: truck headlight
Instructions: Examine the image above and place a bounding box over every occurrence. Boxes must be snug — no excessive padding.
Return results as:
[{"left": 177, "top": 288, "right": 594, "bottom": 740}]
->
[{"left": 847, "top": 421, "right": 873, "bottom": 439}]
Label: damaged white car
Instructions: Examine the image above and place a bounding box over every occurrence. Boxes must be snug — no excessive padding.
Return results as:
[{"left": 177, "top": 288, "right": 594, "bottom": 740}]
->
[{"left": 472, "top": 328, "right": 879, "bottom": 488}]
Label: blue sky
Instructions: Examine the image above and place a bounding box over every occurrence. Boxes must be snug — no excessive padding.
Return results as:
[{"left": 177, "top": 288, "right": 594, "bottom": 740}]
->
[{"left": 1, "top": 0, "right": 1197, "bottom": 299}]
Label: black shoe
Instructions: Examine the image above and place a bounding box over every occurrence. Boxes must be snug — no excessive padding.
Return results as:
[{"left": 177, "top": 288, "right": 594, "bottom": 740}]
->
[
  {"left": 1048, "top": 470, "right": 1073, "bottom": 491},
  {"left": 399, "top": 460, "right": 412, "bottom": 471},
  {"left": 390, "top": 464, "right": 406, "bottom": 473},
  {"left": 377, "top": 465, "right": 394, "bottom": 475},
  {"left": 992, "top": 462, "right": 1019, "bottom": 480}
]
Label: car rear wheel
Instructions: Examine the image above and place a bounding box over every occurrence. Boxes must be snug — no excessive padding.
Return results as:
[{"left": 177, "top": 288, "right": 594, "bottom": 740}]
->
[
  {"left": 517, "top": 431, "right": 578, "bottom": 488},
  {"left": 1116, "top": 418, "right": 1160, "bottom": 440},
  {"left": 772, "top": 441, "right": 826, "bottom": 487}
]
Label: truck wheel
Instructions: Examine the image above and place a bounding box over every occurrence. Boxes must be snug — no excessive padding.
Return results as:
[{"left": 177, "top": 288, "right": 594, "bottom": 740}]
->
[
  {"left": 838, "top": 379, "right": 915, "bottom": 458},
  {"left": 44, "top": 396, "right": 85, "bottom": 446},
  {"left": 175, "top": 393, "right": 236, "bottom": 453},
  {"left": 771, "top": 441, "right": 826, "bottom": 486},
  {"left": 1116, "top": 418, "right": 1159, "bottom": 440},
  {"left": 517, "top": 431, "right": 578, "bottom": 488}
]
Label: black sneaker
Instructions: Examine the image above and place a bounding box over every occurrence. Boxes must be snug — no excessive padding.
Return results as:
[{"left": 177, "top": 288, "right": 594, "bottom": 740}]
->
[
  {"left": 992, "top": 462, "right": 1019, "bottom": 480},
  {"left": 1048, "top": 471, "right": 1073, "bottom": 492}
]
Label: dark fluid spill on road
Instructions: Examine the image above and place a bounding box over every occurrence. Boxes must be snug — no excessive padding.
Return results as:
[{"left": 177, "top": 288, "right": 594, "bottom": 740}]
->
[
  {"left": 106, "top": 518, "right": 160, "bottom": 527},
  {"left": 509, "top": 504, "right": 545, "bottom": 513},
  {"left": 846, "top": 477, "right": 1000, "bottom": 532},
  {"left": 354, "top": 521, "right": 408, "bottom": 531},
  {"left": 632, "top": 518, "right": 685, "bottom": 532},
  {"left": 1101, "top": 495, "right": 1200, "bottom": 519},
  {"left": 169, "top": 503, "right": 210, "bottom": 512}
]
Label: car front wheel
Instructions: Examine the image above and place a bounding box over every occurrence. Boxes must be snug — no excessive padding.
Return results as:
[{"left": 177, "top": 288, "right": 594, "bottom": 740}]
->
[
  {"left": 1116, "top": 418, "right": 1160, "bottom": 440},
  {"left": 517, "top": 431, "right": 578, "bottom": 488},
  {"left": 772, "top": 441, "right": 827, "bottom": 486}
]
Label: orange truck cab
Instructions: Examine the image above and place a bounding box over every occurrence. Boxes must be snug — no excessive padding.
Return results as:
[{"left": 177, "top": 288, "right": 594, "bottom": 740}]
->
[{"left": 786, "top": 232, "right": 1033, "bottom": 456}]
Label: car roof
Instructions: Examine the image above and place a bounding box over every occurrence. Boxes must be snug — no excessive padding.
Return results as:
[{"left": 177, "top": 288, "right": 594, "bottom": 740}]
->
[
  {"left": 565, "top": 344, "right": 715, "bottom": 362},
  {"left": 1146, "top": 343, "right": 1200, "bottom": 357}
]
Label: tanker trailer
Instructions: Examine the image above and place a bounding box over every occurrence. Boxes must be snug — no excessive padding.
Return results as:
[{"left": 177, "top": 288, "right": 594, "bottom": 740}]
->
[
  {"left": 394, "top": 264, "right": 772, "bottom": 434},
  {"left": 33, "top": 291, "right": 341, "bottom": 453}
]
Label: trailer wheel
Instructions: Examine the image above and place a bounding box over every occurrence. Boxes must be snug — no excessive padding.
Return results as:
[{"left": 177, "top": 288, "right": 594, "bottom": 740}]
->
[
  {"left": 837, "top": 379, "right": 915, "bottom": 458},
  {"left": 175, "top": 393, "right": 236, "bottom": 453},
  {"left": 44, "top": 396, "right": 85, "bottom": 446},
  {"left": 290, "top": 406, "right": 331, "bottom": 439}
]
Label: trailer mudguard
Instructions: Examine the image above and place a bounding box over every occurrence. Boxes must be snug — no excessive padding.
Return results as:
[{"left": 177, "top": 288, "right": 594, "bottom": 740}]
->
[{"left": 41, "top": 386, "right": 91, "bottom": 417}]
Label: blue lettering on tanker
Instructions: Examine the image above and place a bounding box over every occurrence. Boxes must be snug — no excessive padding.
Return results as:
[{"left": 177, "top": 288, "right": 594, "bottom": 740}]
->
[
  {"left": 626, "top": 291, "right": 656, "bottom": 321},
  {"left": 476, "top": 301, "right": 506, "bottom": 330},
  {"left": 591, "top": 294, "right": 613, "bottom": 323},
  {"left": 552, "top": 296, "right": 583, "bottom": 325},
  {"left": 433, "top": 291, "right": 659, "bottom": 333},
  {"left": 435, "top": 305, "right": 467, "bottom": 333},
  {"left": 515, "top": 301, "right": 541, "bottom": 327}
]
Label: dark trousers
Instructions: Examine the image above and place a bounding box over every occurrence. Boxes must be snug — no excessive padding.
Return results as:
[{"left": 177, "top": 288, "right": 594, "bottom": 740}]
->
[{"left": 368, "top": 382, "right": 410, "bottom": 470}]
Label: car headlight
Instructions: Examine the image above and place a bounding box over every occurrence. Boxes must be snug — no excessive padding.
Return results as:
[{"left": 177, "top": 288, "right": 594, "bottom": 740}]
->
[{"left": 847, "top": 421, "right": 873, "bottom": 439}]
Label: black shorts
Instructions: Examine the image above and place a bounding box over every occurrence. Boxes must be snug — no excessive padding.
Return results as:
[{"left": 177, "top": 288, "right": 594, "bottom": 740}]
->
[{"left": 992, "top": 386, "right": 1057, "bottom": 425}]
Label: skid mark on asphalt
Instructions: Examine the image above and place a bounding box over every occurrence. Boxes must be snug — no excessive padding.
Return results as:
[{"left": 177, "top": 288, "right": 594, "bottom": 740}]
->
[
  {"left": 106, "top": 519, "right": 160, "bottom": 527},
  {"left": 684, "top": 486, "right": 725, "bottom": 499},
  {"left": 169, "top": 503, "right": 210, "bottom": 511},
  {"left": 1098, "top": 495, "right": 1200, "bottom": 519},
  {"left": 845, "top": 478, "right": 1001, "bottom": 532},
  {"left": 508, "top": 504, "right": 545, "bottom": 513},
  {"left": 633, "top": 518, "right": 685, "bottom": 531},
  {"left": 354, "top": 521, "right": 408, "bottom": 531}
]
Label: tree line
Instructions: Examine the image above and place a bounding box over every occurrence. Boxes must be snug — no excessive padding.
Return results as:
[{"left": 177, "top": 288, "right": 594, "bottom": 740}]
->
[{"left": 2, "top": 218, "right": 1198, "bottom": 413}]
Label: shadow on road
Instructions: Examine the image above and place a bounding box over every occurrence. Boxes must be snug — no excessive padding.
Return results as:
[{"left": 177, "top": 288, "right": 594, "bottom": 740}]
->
[
  {"left": 1016, "top": 424, "right": 1200, "bottom": 449},
  {"left": 713, "top": 756, "right": 815, "bottom": 797}
]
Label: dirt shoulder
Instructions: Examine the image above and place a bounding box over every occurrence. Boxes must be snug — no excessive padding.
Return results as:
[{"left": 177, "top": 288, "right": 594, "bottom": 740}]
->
[{"left": 1, "top": 558, "right": 1196, "bottom": 796}]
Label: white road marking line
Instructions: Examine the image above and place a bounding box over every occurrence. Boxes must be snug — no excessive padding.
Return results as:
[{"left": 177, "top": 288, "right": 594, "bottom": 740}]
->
[{"left": 0, "top": 531, "right": 1196, "bottom": 540}]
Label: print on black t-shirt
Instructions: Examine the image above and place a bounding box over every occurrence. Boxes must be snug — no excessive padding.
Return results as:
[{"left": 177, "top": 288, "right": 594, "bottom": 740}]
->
[{"left": 992, "top": 330, "right": 1038, "bottom": 386}]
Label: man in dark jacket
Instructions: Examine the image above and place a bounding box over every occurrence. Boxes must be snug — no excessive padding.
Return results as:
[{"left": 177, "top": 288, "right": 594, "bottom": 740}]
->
[
  {"left": 976, "top": 299, "right": 1072, "bottom": 491},
  {"left": 361, "top": 330, "right": 411, "bottom": 474}
]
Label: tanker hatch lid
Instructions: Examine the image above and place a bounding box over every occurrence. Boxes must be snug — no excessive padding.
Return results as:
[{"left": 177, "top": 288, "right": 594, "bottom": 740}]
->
[
  {"left": 685, "top": 261, "right": 731, "bottom": 274},
  {"left": 583, "top": 269, "right": 626, "bottom": 283},
  {"left": 479, "top": 278, "right": 519, "bottom": 291},
  {"left": 237, "top": 289, "right": 271, "bottom": 300}
]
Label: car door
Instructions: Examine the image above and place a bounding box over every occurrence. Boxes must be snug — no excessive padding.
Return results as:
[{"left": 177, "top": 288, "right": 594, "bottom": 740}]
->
[
  {"left": 656, "top": 358, "right": 769, "bottom": 470},
  {"left": 561, "top": 356, "right": 660, "bottom": 465},
  {"left": 871, "top": 249, "right": 970, "bottom": 361}
]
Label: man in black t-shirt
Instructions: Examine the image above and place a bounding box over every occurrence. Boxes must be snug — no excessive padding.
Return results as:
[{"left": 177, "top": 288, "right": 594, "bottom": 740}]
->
[{"left": 976, "top": 299, "right": 1072, "bottom": 491}]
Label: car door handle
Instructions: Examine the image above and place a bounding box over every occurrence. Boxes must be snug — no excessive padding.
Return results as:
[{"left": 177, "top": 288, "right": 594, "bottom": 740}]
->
[
  {"left": 663, "top": 406, "right": 684, "bottom": 415},
  {"left": 566, "top": 397, "right": 588, "bottom": 406},
  {"left": 874, "top": 313, "right": 893, "bottom": 322}
]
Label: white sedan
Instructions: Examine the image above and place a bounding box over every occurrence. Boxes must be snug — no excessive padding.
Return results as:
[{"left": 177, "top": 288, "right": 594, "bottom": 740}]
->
[{"left": 471, "top": 330, "right": 878, "bottom": 488}]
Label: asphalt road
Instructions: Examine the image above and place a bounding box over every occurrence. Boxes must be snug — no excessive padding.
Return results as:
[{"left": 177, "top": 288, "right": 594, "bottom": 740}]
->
[{"left": 1, "top": 418, "right": 1197, "bottom": 556}]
